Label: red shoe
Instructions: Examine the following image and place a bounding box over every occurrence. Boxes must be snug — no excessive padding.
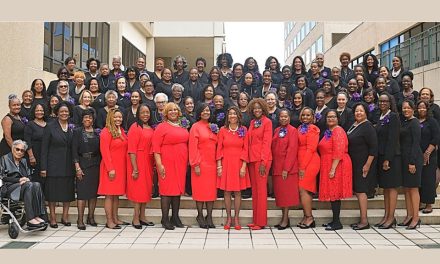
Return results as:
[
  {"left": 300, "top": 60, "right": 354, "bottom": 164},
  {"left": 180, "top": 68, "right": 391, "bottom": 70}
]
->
[
  {"left": 246, "top": 223, "right": 255, "bottom": 228},
  {"left": 224, "top": 218, "right": 231, "bottom": 230},
  {"left": 234, "top": 217, "right": 241, "bottom": 230},
  {"left": 250, "top": 225, "right": 262, "bottom": 230}
]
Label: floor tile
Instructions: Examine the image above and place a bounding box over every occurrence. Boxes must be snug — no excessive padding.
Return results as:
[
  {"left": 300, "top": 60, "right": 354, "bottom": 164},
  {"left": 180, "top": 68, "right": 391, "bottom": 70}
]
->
[
  {"left": 130, "top": 243, "right": 156, "bottom": 249},
  {"left": 31, "top": 242, "right": 61, "bottom": 249},
  {"left": 106, "top": 243, "right": 131, "bottom": 249},
  {"left": 81, "top": 243, "right": 108, "bottom": 249},
  {"left": 56, "top": 243, "right": 84, "bottom": 249}
]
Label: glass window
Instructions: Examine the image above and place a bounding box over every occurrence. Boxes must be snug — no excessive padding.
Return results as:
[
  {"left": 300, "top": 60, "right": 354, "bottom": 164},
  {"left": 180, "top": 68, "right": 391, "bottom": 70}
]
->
[
  {"left": 311, "top": 43, "right": 316, "bottom": 61},
  {"left": 310, "top": 21, "right": 316, "bottom": 29},
  {"left": 317, "top": 36, "right": 323, "bottom": 53},
  {"left": 43, "top": 22, "right": 110, "bottom": 74},
  {"left": 381, "top": 42, "right": 390, "bottom": 53},
  {"left": 122, "top": 37, "right": 146, "bottom": 68},
  {"left": 305, "top": 22, "right": 310, "bottom": 35},
  {"left": 300, "top": 25, "right": 305, "bottom": 41},
  {"left": 390, "top": 37, "right": 399, "bottom": 48},
  {"left": 293, "top": 38, "right": 297, "bottom": 50}
]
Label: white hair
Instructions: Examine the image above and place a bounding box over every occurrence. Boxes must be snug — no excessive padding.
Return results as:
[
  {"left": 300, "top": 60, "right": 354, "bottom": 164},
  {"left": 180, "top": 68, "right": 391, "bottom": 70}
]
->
[
  {"left": 12, "top": 140, "right": 28, "bottom": 151},
  {"left": 154, "top": 93, "right": 168, "bottom": 103},
  {"left": 112, "top": 55, "right": 121, "bottom": 61},
  {"left": 171, "top": 83, "right": 184, "bottom": 93},
  {"left": 104, "top": 90, "right": 118, "bottom": 100}
]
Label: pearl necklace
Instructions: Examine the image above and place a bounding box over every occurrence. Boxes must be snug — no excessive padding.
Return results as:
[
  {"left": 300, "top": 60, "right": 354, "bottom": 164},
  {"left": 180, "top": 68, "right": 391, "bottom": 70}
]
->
[
  {"left": 228, "top": 125, "right": 238, "bottom": 133},
  {"left": 167, "top": 120, "right": 180, "bottom": 127}
]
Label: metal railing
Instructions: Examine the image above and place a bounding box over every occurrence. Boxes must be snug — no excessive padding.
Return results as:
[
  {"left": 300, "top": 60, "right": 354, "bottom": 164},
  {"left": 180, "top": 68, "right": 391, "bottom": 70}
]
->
[{"left": 379, "top": 24, "right": 440, "bottom": 70}]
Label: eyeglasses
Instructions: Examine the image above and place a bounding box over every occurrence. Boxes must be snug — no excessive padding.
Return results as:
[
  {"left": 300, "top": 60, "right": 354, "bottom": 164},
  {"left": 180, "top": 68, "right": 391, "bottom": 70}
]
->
[
  {"left": 378, "top": 100, "right": 389, "bottom": 103},
  {"left": 156, "top": 101, "right": 166, "bottom": 104},
  {"left": 327, "top": 116, "right": 338, "bottom": 119},
  {"left": 60, "top": 72, "right": 68, "bottom": 75},
  {"left": 59, "top": 85, "right": 68, "bottom": 88},
  {"left": 15, "top": 148, "right": 25, "bottom": 153}
]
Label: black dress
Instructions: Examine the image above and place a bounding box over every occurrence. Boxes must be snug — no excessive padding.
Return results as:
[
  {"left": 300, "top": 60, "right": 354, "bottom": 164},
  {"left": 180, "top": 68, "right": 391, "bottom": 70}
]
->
[
  {"left": 419, "top": 118, "right": 440, "bottom": 203},
  {"left": 337, "top": 107, "right": 355, "bottom": 132},
  {"left": 290, "top": 107, "right": 302, "bottom": 128},
  {"left": 347, "top": 121, "right": 378, "bottom": 193},
  {"left": 156, "top": 81, "right": 173, "bottom": 99},
  {"left": 72, "top": 128, "right": 100, "bottom": 200},
  {"left": 72, "top": 106, "right": 96, "bottom": 126},
  {"left": 240, "top": 110, "right": 251, "bottom": 129},
  {"left": 183, "top": 80, "right": 204, "bottom": 103},
  {"left": 24, "top": 121, "right": 46, "bottom": 184},
  {"left": 173, "top": 70, "right": 190, "bottom": 85},
  {"left": 126, "top": 80, "right": 140, "bottom": 92},
  {"left": 40, "top": 121, "right": 75, "bottom": 202},
  {"left": 138, "top": 89, "right": 156, "bottom": 112},
  {"left": 95, "top": 106, "right": 124, "bottom": 129},
  {"left": 117, "top": 93, "right": 132, "bottom": 109},
  {"left": 151, "top": 110, "right": 164, "bottom": 128},
  {"left": 293, "top": 87, "right": 315, "bottom": 109},
  {"left": 267, "top": 108, "right": 280, "bottom": 133},
  {"left": 19, "top": 104, "right": 32, "bottom": 121},
  {"left": 123, "top": 107, "right": 137, "bottom": 133},
  {"left": 70, "top": 87, "right": 86, "bottom": 105},
  {"left": 367, "top": 104, "right": 380, "bottom": 125},
  {"left": 376, "top": 112, "right": 402, "bottom": 188},
  {"left": 91, "top": 93, "right": 106, "bottom": 113},
  {"left": 400, "top": 118, "right": 423, "bottom": 188},
  {"left": 0, "top": 114, "right": 25, "bottom": 156},
  {"left": 97, "top": 74, "right": 116, "bottom": 93},
  {"left": 315, "top": 107, "right": 330, "bottom": 140},
  {"left": 396, "top": 91, "right": 419, "bottom": 114}
]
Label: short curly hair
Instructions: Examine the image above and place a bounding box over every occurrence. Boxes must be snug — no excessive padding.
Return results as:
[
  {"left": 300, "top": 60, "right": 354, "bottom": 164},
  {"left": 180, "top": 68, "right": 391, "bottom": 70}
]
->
[
  {"left": 247, "top": 98, "right": 269, "bottom": 118},
  {"left": 216, "top": 53, "right": 233, "bottom": 68},
  {"left": 173, "top": 55, "right": 188, "bottom": 70}
]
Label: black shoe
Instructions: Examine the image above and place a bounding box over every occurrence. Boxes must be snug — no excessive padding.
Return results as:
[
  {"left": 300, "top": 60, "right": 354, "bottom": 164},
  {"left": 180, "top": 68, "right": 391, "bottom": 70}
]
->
[
  {"left": 105, "top": 224, "right": 121, "bottom": 229},
  {"left": 49, "top": 223, "right": 58, "bottom": 229},
  {"left": 406, "top": 219, "right": 421, "bottom": 230},
  {"left": 299, "top": 217, "right": 315, "bottom": 229},
  {"left": 86, "top": 218, "right": 98, "bottom": 227},
  {"left": 374, "top": 222, "right": 384, "bottom": 227},
  {"left": 140, "top": 220, "right": 155, "bottom": 226},
  {"left": 379, "top": 219, "right": 396, "bottom": 229},
  {"left": 77, "top": 221, "right": 86, "bottom": 230},
  {"left": 325, "top": 222, "right": 343, "bottom": 231},
  {"left": 353, "top": 223, "right": 370, "bottom": 230},
  {"left": 206, "top": 216, "right": 215, "bottom": 228},
  {"left": 322, "top": 221, "right": 333, "bottom": 227},
  {"left": 170, "top": 217, "right": 184, "bottom": 228},
  {"left": 349, "top": 223, "right": 358, "bottom": 228},
  {"left": 277, "top": 220, "right": 290, "bottom": 230},
  {"left": 27, "top": 222, "right": 44, "bottom": 228},
  {"left": 397, "top": 217, "right": 412, "bottom": 227},
  {"left": 61, "top": 219, "right": 71, "bottom": 226},
  {"left": 241, "top": 194, "right": 251, "bottom": 199},
  {"left": 161, "top": 220, "right": 175, "bottom": 230},
  {"left": 196, "top": 216, "right": 208, "bottom": 229},
  {"left": 132, "top": 222, "right": 143, "bottom": 229},
  {"left": 274, "top": 224, "right": 281, "bottom": 228}
]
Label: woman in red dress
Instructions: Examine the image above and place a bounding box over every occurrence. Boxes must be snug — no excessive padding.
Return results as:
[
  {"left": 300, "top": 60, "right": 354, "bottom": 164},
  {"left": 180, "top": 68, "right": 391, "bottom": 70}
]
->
[
  {"left": 297, "top": 107, "right": 320, "bottom": 229},
  {"left": 152, "top": 102, "right": 190, "bottom": 230},
  {"left": 127, "top": 104, "right": 155, "bottom": 229},
  {"left": 272, "top": 109, "right": 299, "bottom": 230},
  {"left": 98, "top": 108, "right": 128, "bottom": 229},
  {"left": 246, "top": 98, "right": 272, "bottom": 230},
  {"left": 189, "top": 103, "right": 218, "bottom": 229},
  {"left": 216, "top": 106, "right": 251, "bottom": 230},
  {"left": 318, "top": 109, "right": 353, "bottom": 231}
]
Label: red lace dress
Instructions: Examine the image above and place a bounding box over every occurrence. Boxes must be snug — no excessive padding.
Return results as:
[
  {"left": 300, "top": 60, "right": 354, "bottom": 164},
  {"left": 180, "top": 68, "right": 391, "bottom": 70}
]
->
[{"left": 317, "top": 126, "right": 353, "bottom": 201}]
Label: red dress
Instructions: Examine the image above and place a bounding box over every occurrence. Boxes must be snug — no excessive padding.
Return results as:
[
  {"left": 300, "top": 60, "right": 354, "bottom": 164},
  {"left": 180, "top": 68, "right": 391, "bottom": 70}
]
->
[
  {"left": 271, "top": 125, "right": 300, "bottom": 207},
  {"left": 216, "top": 126, "right": 251, "bottom": 191},
  {"left": 98, "top": 127, "right": 128, "bottom": 195},
  {"left": 189, "top": 121, "right": 218, "bottom": 201},
  {"left": 297, "top": 124, "right": 320, "bottom": 193},
  {"left": 152, "top": 122, "right": 189, "bottom": 196},
  {"left": 126, "top": 123, "right": 154, "bottom": 203},
  {"left": 248, "top": 116, "right": 272, "bottom": 227},
  {"left": 318, "top": 126, "right": 353, "bottom": 201}
]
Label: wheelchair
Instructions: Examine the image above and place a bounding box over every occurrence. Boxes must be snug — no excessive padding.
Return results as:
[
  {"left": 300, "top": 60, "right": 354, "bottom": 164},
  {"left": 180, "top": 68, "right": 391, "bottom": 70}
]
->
[{"left": 0, "top": 175, "right": 48, "bottom": 239}]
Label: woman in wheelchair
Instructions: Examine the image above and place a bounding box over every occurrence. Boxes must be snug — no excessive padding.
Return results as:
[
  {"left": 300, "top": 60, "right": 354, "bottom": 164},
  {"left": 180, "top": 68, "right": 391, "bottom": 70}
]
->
[{"left": 0, "top": 139, "right": 47, "bottom": 229}]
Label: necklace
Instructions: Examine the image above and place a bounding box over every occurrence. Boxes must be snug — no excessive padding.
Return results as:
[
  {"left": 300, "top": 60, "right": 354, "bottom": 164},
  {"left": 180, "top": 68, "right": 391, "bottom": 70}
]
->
[
  {"left": 391, "top": 68, "right": 401, "bottom": 78},
  {"left": 228, "top": 125, "right": 238, "bottom": 133},
  {"left": 347, "top": 119, "right": 367, "bottom": 135},
  {"left": 59, "top": 121, "right": 68, "bottom": 132},
  {"left": 167, "top": 120, "right": 179, "bottom": 127},
  {"left": 101, "top": 77, "right": 110, "bottom": 89}
]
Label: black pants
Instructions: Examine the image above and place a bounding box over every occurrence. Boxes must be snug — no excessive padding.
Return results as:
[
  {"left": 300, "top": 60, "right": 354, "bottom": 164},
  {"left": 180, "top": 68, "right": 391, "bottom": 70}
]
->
[{"left": 8, "top": 182, "right": 47, "bottom": 221}]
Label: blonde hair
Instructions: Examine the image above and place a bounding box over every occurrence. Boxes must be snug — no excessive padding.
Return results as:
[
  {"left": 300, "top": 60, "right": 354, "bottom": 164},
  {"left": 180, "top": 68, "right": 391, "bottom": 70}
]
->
[
  {"left": 79, "top": 90, "right": 93, "bottom": 105},
  {"left": 162, "top": 102, "right": 182, "bottom": 121},
  {"left": 105, "top": 108, "right": 124, "bottom": 139},
  {"left": 73, "top": 71, "right": 86, "bottom": 80}
]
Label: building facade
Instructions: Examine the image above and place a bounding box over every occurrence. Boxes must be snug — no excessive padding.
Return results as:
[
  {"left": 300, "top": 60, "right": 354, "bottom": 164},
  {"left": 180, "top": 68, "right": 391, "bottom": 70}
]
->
[{"left": 0, "top": 21, "right": 225, "bottom": 116}]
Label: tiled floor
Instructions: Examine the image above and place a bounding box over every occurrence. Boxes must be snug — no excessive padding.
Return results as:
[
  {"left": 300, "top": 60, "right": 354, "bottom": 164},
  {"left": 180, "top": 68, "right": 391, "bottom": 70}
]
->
[{"left": 1, "top": 224, "right": 440, "bottom": 249}]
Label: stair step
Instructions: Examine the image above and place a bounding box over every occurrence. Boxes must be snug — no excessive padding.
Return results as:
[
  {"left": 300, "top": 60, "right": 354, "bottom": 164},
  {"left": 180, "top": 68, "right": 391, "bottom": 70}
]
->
[
  {"left": 56, "top": 207, "right": 440, "bottom": 226},
  {"left": 68, "top": 195, "right": 440, "bottom": 210}
]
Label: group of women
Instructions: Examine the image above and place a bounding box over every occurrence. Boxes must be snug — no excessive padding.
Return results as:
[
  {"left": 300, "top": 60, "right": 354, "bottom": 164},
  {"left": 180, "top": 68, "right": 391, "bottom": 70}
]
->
[{"left": 1, "top": 52, "right": 438, "bottom": 232}]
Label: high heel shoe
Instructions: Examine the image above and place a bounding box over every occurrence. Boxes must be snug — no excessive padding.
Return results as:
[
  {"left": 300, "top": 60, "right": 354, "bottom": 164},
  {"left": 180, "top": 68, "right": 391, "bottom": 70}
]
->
[
  {"left": 86, "top": 218, "right": 98, "bottom": 227},
  {"left": 77, "top": 221, "right": 86, "bottom": 230},
  {"left": 299, "top": 216, "right": 315, "bottom": 229},
  {"left": 139, "top": 220, "right": 155, "bottom": 226},
  {"left": 397, "top": 217, "right": 413, "bottom": 227},
  {"left": 379, "top": 218, "right": 396, "bottom": 229},
  {"left": 277, "top": 220, "right": 291, "bottom": 230},
  {"left": 170, "top": 217, "right": 184, "bottom": 228},
  {"left": 132, "top": 222, "right": 142, "bottom": 229},
  {"left": 161, "top": 220, "right": 175, "bottom": 230},
  {"left": 105, "top": 223, "right": 121, "bottom": 229},
  {"left": 206, "top": 216, "right": 215, "bottom": 229},
  {"left": 196, "top": 216, "right": 208, "bottom": 229},
  {"left": 406, "top": 219, "right": 421, "bottom": 230},
  {"left": 224, "top": 218, "right": 231, "bottom": 230},
  {"left": 49, "top": 222, "right": 58, "bottom": 229},
  {"left": 325, "top": 222, "right": 343, "bottom": 231},
  {"left": 234, "top": 217, "right": 241, "bottom": 230},
  {"left": 353, "top": 223, "right": 370, "bottom": 230},
  {"left": 61, "top": 219, "right": 71, "bottom": 226}
]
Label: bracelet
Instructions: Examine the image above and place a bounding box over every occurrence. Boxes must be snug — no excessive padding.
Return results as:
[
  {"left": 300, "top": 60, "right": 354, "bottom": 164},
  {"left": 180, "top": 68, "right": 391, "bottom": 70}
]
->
[
  {"left": 217, "top": 166, "right": 222, "bottom": 169},
  {"left": 133, "top": 170, "right": 138, "bottom": 173}
]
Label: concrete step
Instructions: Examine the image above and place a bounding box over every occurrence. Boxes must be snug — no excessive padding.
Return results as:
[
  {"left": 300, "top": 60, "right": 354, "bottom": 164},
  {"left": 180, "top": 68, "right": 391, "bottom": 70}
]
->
[
  {"left": 69, "top": 195, "right": 440, "bottom": 210},
  {"left": 55, "top": 207, "right": 440, "bottom": 226}
]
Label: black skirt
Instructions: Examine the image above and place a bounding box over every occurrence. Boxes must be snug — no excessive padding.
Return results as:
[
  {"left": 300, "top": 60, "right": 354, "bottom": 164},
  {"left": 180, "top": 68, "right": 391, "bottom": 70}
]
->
[
  {"left": 44, "top": 176, "right": 75, "bottom": 202},
  {"left": 420, "top": 154, "right": 437, "bottom": 204},
  {"left": 76, "top": 165, "right": 100, "bottom": 200},
  {"left": 401, "top": 156, "right": 423, "bottom": 188},
  {"left": 377, "top": 154, "right": 402, "bottom": 189}
]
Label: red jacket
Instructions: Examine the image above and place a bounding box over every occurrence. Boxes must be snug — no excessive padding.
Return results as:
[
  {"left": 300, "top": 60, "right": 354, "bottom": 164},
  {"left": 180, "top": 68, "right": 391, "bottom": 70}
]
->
[
  {"left": 271, "top": 125, "right": 299, "bottom": 175},
  {"left": 248, "top": 115, "right": 273, "bottom": 163}
]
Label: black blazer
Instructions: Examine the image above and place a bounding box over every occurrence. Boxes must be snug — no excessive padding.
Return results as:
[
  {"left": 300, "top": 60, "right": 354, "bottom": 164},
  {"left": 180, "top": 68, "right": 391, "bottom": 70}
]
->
[
  {"left": 376, "top": 112, "right": 401, "bottom": 160},
  {"left": 173, "top": 70, "right": 190, "bottom": 85},
  {"left": 183, "top": 80, "right": 204, "bottom": 103},
  {"left": 40, "top": 121, "right": 74, "bottom": 177},
  {"left": 338, "top": 107, "right": 355, "bottom": 132}
]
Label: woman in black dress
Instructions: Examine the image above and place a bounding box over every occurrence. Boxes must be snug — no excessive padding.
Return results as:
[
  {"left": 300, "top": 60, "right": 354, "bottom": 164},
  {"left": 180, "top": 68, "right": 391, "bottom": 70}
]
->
[
  {"left": 124, "top": 66, "right": 140, "bottom": 92},
  {"left": 46, "top": 67, "right": 75, "bottom": 97},
  {"left": 295, "top": 75, "right": 315, "bottom": 109},
  {"left": 115, "top": 76, "right": 132, "bottom": 109},
  {"left": 314, "top": 89, "right": 330, "bottom": 139},
  {"left": 396, "top": 72, "right": 418, "bottom": 114},
  {"left": 172, "top": 55, "right": 189, "bottom": 85},
  {"left": 97, "top": 63, "right": 116, "bottom": 93},
  {"left": 391, "top": 56, "right": 405, "bottom": 89},
  {"left": 89, "top": 78, "right": 106, "bottom": 113},
  {"left": 139, "top": 79, "right": 156, "bottom": 113},
  {"left": 276, "top": 85, "right": 291, "bottom": 110},
  {"left": 209, "top": 66, "right": 228, "bottom": 99},
  {"left": 20, "top": 90, "right": 33, "bottom": 121},
  {"left": 416, "top": 100, "right": 439, "bottom": 214},
  {"left": 399, "top": 100, "right": 423, "bottom": 229},
  {"left": 291, "top": 56, "right": 307, "bottom": 84},
  {"left": 280, "top": 66, "right": 295, "bottom": 93},
  {"left": 227, "top": 63, "right": 244, "bottom": 88},
  {"left": 290, "top": 91, "right": 304, "bottom": 128},
  {"left": 156, "top": 68, "right": 174, "bottom": 99},
  {"left": 72, "top": 90, "right": 96, "bottom": 126},
  {"left": 347, "top": 78, "right": 362, "bottom": 109},
  {"left": 72, "top": 110, "right": 100, "bottom": 230},
  {"left": 123, "top": 90, "right": 142, "bottom": 132},
  {"left": 238, "top": 92, "right": 251, "bottom": 129},
  {"left": 375, "top": 92, "right": 402, "bottom": 229},
  {"left": 47, "top": 95, "right": 60, "bottom": 124},
  {"left": 265, "top": 56, "right": 282, "bottom": 85},
  {"left": 40, "top": 101, "right": 75, "bottom": 228},
  {"left": 265, "top": 92, "right": 280, "bottom": 132},
  {"left": 322, "top": 79, "right": 337, "bottom": 109},
  {"left": 347, "top": 103, "right": 378, "bottom": 230},
  {"left": 362, "top": 54, "right": 379, "bottom": 85},
  {"left": 0, "top": 95, "right": 25, "bottom": 156},
  {"left": 171, "top": 84, "right": 185, "bottom": 110},
  {"left": 243, "top": 57, "right": 262, "bottom": 87},
  {"left": 85, "top": 58, "right": 100, "bottom": 84},
  {"left": 261, "top": 70, "right": 278, "bottom": 98},
  {"left": 362, "top": 88, "right": 380, "bottom": 125},
  {"left": 378, "top": 66, "right": 400, "bottom": 97},
  {"left": 240, "top": 71, "right": 260, "bottom": 99},
  {"left": 71, "top": 71, "right": 86, "bottom": 105},
  {"left": 336, "top": 92, "right": 354, "bottom": 132},
  {"left": 308, "top": 61, "right": 325, "bottom": 94},
  {"left": 31, "top": 79, "right": 48, "bottom": 107},
  {"left": 24, "top": 103, "right": 47, "bottom": 185},
  {"left": 217, "top": 53, "right": 233, "bottom": 85},
  {"left": 184, "top": 68, "right": 204, "bottom": 104},
  {"left": 213, "top": 95, "right": 227, "bottom": 128}
]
